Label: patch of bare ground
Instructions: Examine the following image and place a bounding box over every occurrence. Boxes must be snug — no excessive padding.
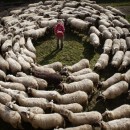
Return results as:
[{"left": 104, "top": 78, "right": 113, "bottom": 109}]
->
[{"left": 116, "top": 6, "right": 130, "bottom": 15}]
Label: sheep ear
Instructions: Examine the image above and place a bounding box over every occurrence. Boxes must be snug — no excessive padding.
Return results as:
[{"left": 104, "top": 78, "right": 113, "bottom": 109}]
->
[{"left": 106, "top": 108, "right": 109, "bottom": 111}]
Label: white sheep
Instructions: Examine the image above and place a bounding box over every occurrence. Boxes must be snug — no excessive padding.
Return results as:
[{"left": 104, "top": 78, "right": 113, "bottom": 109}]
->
[
  {"left": 103, "top": 39, "right": 113, "bottom": 54},
  {"left": 112, "top": 39, "right": 121, "bottom": 55},
  {"left": 126, "top": 37, "right": 130, "bottom": 49},
  {"left": 0, "top": 92, "right": 12, "bottom": 104},
  {"left": 120, "top": 38, "right": 127, "bottom": 52},
  {"left": 122, "top": 69, "right": 130, "bottom": 84}
]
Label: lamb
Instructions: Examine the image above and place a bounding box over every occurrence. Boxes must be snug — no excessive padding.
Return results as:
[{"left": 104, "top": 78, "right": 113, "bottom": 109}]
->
[
  {"left": 54, "top": 124, "right": 93, "bottom": 130},
  {"left": 0, "top": 81, "right": 26, "bottom": 91},
  {"left": 100, "top": 118, "right": 130, "bottom": 130},
  {"left": 5, "top": 52, "right": 21, "bottom": 74},
  {"left": 67, "top": 72, "right": 99, "bottom": 85},
  {"left": 111, "top": 51, "right": 124, "bottom": 68},
  {"left": 112, "top": 39, "right": 121, "bottom": 55},
  {"left": 119, "top": 51, "right": 130, "bottom": 71},
  {"left": 102, "top": 104, "right": 130, "bottom": 121},
  {"left": 0, "top": 92, "right": 12, "bottom": 104},
  {"left": 0, "top": 103, "right": 22, "bottom": 129},
  {"left": 89, "top": 33, "right": 100, "bottom": 48},
  {"left": 6, "top": 74, "right": 39, "bottom": 89},
  {"left": 122, "top": 69, "right": 130, "bottom": 84},
  {"left": 28, "top": 88, "right": 60, "bottom": 101},
  {"left": 58, "top": 79, "right": 93, "bottom": 94},
  {"left": 46, "top": 101, "right": 83, "bottom": 113},
  {"left": 54, "top": 90, "right": 88, "bottom": 106},
  {"left": 98, "top": 81, "right": 128, "bottom": 100},
  {"left": 14, "top": 94, "right": 48, "bottom": 110},
  {"left": 42, "top": 61, "right": 63, "bottom": 72},
  {"left": 98, "top": 73, "right": 123, "bottom": 90},
  {"left": 120, "top": 38, "right": 127, "bottom": 52},
  {"left": 25, "top": 37, "right": 36, "bottom": 53},
  {"left": 60, "top": 109, "right": 102, "bottom": 126},
  {"left": 94, "top": 53, "right": 109, "bottom": 71},
  {"left": 63, "top": 59, "right": 89, "bottom": 73},
  {"left": 103, "top": 39, "right": 113, "bottom": 54},
  {"left": 21, "top": 111, "right": 64, "bottom": 129}
]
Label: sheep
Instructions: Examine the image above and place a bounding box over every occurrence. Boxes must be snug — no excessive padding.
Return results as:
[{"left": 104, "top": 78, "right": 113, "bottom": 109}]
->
[
  {"left": 19, "top": 33, "right": 25, "bottom": 46},
  {"left": 111, "top": 51, "right": 124, "bottom": 68},
  {"left": 69, "top": 68, "right": 92, "bottom": 76},
  {"left": 63, "top": 59, "right": 89, "bottom": 73},
  {"left": 94, "top": 53, "right": 109, "bottom": 71},
  {"left": 0, "top": 81, "right": 26, "bottom": 91},
  {"left": 26, "top": 37, "right": 36, "bottom": 53},
  {"left": 21, "top": 111, "right": 64, "bottom": 129},
  {"left": 54, "top": 124, "right": 93, "bottom": 130},
  {"left": 122, "top": 28, "right": 130, "bottom": 36},
  {"left": 122, "top": 69, "right": 130, "bottom": 84},
  {"left": 112, "top": 39, "right": 121, "bottom": 55},
  {"left": 89, "top": 26, "right": 101, "bottom": 36},
  {"left": 0, "top": 92, "right": 12, "bottom": 105},
  {"left": 98, "top": 19, "right": 112, "bottom": 27},
  {"left": 46, "top": 101, "right": 83, "bottom": 113},
  {"left": 6, "top": 74, "right": 39, "bottom": 89},
  {"left": 13, "top": 38, "right": 20, "bottom": 53},
  {"left": 98, "top": 81, "right": 128, "bottom": 100},
  {"left": 108, "top": 27, "right": 120, "bottom": 39},
  {"left": 117, "top": 16, "right": 130, "bottom": 26},
  {"left": 102, "top": 30, "right": 113, "bottom": 39},
  {"left": 0, "top": 54, "right": 9, "bottom": 73},
  {"left": 98, "top": 73, "right": 123, "bottom": 90},
  {"left": 60, "top": 109, "right": 102, "bottom": 126},
  {"left": 103, "top": 39, "right": 113, "bottom": 54},
  {"left": 102, "top": 104, "right": 130, "bottom": 121},
  {"left": 16, "top": 53, "right": 31, "bottom": 74},
  {"left": 5, "top": 52, "right": 21, "bottom": 74},
  {"left": 42, "top": 62, "right": 63, "bottom": 72},
  {"left": 115, "top": 26, "right": 124, "bottom": 37},
  {"left": 54, "top": 90, "right": 88, "bottom": 106},
  {"left": 58, "top": 79, "right": 93, "bottom": 94},
  {"left": 126, "top": 37, "right": 130, "bottom": 49},
  {"left": 119, "top": 51, "right": 130, "bottom": 71},
  {"left": 7, "top": 46, "right": 17, "bottom": 60},
  {"left": 98, "top": 25, "right": 108, "bottom": 33},
  {"left": 28, "top": 88, "right": 60, "bottom": 101},
  {"left": 112, "top": 19, "right": 125, "bottom": 27},
  {"left": 0, "top": 103, "right": 22, "bottom": 129},
  {"left": 120, "top": 38, "right": 127, "bottom": 52},
  {"left": 100, "top": 118, "right": 130, "bottom": 130},
  {"left": 67, "top": 72, "right": 99, "bottom": 85},
  {"left": 0, "top": 69, "right": 6, "bottom": 81},
  {"left": 14, "top": 94, "right": 48, "bottom": 110},
  {"left": 89, "top": 33, "right": 100, "bottom": 48}
]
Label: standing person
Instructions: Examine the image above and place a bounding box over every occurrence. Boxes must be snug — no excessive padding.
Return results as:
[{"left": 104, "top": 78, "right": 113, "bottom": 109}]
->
[{"left": 54, "top": 19, "right": 65, "bottom": 50}]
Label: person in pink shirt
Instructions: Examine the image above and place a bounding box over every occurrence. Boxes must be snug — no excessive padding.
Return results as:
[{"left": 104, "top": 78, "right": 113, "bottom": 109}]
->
[{"left": 54, "top": 19, "right": 65, "bottom": 50}]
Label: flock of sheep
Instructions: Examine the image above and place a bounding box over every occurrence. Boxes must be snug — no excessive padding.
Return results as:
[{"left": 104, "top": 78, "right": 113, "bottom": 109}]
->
[{"left": 0, "top": 0, "right": 130, "bottom": 129}]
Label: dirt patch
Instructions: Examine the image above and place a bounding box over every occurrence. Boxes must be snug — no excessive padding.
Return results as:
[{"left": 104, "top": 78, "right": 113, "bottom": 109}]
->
[{"left": 116, "top": 6, "right": 130, "bottom": 15}]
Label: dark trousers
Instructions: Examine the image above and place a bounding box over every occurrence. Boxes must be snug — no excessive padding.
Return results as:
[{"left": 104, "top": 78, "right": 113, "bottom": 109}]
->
[{"left": 56, "top": 37, "right": 64, "bottom": 49}]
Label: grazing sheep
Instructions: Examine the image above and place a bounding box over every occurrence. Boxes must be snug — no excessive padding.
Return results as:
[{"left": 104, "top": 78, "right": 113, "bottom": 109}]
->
[
  {"left": 0, "top": 103, "right": 22, "bottom": 129},
  {"left": 120, "top": 38, "right": 127, "bottom": 52},
  {"left": 6, "top": 74, "right": 39, "bottom": 89},
  {"left": 89, "top": 26, "right": 101, "bottom": 36},
  {"left": 0, "top": 81, "right": 26, "bottom": 91},
  {"left": 100, "top": 118, "right": 130, "bottom": 130},
  {"left": 126, "top": 37, "right": 130, "bottom": 49},
  {"left": 98, "top": 81, "right": 128, "bottom": 100},
  {"left": 42, "top": 62, "right": 63, "bottom": 72},
  {"left": 103, "top": 39, "right": 113, "bottom": 54},
  {"left": 21, "top": 111, "right": 64, "bottom": 129},
  {"left": 54, "top": 90, "right": 88, "bottom": 106},
  {"left": 112, "top": 19, "right": 125, "bottom": 27},
  {"left": 112, "top": 39, "right": 121, "bottom": 55},
  {"left": 102, "top": 104, "right": 130, "bottom": 121},
  {"left": 115, "top": 26, "right": 124, "bottom": 37},
  {"left": 119, "top": 51, "right": 130, "bottom": 71},
  {"left": 63, "top": 59, "right": 89, "bottom": 73},
  {"left": 60, "top": 109, "right": 102, "bottom": 126},
  {"left": 26, "top": 37, "right": 36, "bottom": 53},
  {"left": 0, "top": 69, "right": 6, "bottom": 81},
  {"left": 7, "top": 46, "right": 17, "bottom": 60},
  {"left": 67, "top": 72, "right": 99, "bottom": 85},
  {"left": 0, "top": 92, "right": 12, "bottom": 104},
  {"left": 98, "top": 73, "right": 123, "bottom": 90},
  {"left": 28, "top": 88, "right": 60, "bottom": 101},
  {"left": 102, "top": 30, "right": 113, "bottom": 39},
  {"left": 94, "top": 53, "right": 109, "bottom": 71},
  {"left": 13, "top": 39, "right": 20, "bottom": 53},
  {"left": 14, "top": 94, "right": 48, "bottom": 110},
  {"left": 5, "top": 52, "right": 21, "bottom": 74},
  {"left": 98, "top": 19, "right": 112, "bottom": 27},
  {"left": 89, "top": 33, "right": 100, "bottom": 48},
  {"left": 46, "top": 101, "right": 83, "bottom": 113},
  {"left": 111, "top": 51, "right": 124, "bottom": 68},
  {"left": 122, "top": 69, "right": 130, "bottom": 84},
  {"left": 58, "top": 79, "right": 93, "bottom": 94},
  {"left": 98, "top": 25, "right": 108, "bottom": 33},
  {"left": 54, "top": 124, "right": 93, "bottom": 130}
]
